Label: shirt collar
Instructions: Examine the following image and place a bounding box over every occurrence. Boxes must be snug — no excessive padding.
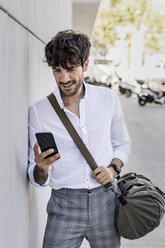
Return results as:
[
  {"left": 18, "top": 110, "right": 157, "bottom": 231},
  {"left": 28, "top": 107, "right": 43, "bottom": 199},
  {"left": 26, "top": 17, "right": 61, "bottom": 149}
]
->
[{"left": 52, "top": 82, "right": 88, "bottom": 109}]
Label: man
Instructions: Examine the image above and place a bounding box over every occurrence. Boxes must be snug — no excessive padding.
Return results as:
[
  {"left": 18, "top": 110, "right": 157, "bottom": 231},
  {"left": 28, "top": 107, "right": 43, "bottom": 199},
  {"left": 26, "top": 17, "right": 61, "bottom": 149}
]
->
[{"left": 28, "top": 30, "right": 131, "bottom": 248}]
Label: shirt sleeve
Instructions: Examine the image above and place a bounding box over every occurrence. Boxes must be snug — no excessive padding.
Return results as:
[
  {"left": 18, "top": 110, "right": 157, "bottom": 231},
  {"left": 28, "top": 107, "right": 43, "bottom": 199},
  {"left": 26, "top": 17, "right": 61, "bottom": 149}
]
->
[
  {"left": 110, "top": 92, "right": 131, "bottom": 164},
  {"left": 28, "top": 105, "right": 50, "bottom": 187}
]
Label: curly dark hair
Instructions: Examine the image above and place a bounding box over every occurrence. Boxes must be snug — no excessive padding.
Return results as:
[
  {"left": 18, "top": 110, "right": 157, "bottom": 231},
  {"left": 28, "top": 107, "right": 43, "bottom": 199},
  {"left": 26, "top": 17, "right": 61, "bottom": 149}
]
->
[{"left": 44, "top": 30, "right": 91, "bottom": 70}]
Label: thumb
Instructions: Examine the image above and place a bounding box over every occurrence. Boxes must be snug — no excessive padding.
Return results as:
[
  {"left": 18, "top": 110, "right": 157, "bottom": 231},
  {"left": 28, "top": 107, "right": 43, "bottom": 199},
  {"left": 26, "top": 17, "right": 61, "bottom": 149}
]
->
[{"left": 92, "top": 172, "right": 95, "bottom": 179}]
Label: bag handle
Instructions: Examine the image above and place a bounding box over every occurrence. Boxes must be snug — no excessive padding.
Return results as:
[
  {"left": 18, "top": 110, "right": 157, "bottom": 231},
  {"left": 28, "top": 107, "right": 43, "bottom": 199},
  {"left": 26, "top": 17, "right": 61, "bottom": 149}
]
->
[{"left": 47, "top": 93, "right": 113, "bottom": 189}]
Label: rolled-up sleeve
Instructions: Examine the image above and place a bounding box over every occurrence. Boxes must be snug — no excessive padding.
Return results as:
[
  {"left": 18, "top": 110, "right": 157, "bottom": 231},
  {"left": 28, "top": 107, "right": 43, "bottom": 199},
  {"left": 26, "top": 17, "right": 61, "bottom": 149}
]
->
[
  {"left": 28, "top": 105, "right": 50, "bottom": 187},
  {"left": 110, "top": 92, "right": 131, "bottom": 164}
]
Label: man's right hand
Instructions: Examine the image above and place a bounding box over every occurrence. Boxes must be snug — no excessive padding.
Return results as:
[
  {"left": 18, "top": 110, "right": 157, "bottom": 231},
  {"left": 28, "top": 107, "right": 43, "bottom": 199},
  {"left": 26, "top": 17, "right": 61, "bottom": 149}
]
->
[{"left": 33, "top": 142, "right": 61, "bottom": 185}]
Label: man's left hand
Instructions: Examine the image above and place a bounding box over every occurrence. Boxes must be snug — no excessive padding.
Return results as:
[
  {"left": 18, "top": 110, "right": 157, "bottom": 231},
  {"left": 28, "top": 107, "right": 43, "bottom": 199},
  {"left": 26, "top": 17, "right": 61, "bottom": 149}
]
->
[{"left": 92, "top": 166, "right": 117, "bottom": 185}]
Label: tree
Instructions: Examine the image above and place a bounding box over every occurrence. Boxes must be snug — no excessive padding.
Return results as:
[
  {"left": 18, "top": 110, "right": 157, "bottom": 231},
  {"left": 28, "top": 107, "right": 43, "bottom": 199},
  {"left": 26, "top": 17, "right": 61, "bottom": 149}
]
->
[
  {"left": 144, "top": 10, "right": 165, "bottom": 53},
  {"left": 92, "top": 0, "right": 165, "bottom": 67}
]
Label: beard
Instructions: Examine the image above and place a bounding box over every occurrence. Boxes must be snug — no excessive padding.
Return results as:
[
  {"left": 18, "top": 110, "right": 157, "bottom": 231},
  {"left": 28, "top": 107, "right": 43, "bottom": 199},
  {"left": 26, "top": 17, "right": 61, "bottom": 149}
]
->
[{"left": 58, "top": 76, "right": 84, "bottom": 97}]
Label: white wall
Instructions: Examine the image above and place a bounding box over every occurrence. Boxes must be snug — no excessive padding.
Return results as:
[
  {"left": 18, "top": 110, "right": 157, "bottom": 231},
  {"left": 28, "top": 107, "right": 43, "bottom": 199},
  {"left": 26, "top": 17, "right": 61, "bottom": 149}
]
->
[{"left": 0, "top": 1, "right": 72, "bottom": 247}]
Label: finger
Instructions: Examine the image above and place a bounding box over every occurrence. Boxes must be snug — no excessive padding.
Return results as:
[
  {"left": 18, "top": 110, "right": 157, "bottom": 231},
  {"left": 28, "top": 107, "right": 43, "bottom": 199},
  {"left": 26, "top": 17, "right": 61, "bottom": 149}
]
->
[
  {"left": 97, "top": 175, "right": 107, "bottom": 183},
  {"left": 96, "top": 172, "right": 105, "bottom": 180},
  {"left": 44, "top": 153, "right": 61, "bottom": 165},
  {"left": 35, "top": 153, "right": 60, "bottom": 166},
  {"left": 93, "top": 166, "right": 105, "bottom": 176},
  {"left": 37, "top": 153, "right": 61, "bottom": 166},
  {"left": 102, "top": 178, "right": 111, "bottom": 185},
  {"left": 41, "top": 148, "right": 56, "bottom": 159},
  {"left": 100, "top": 176, "right": 109, "bottom": 184},
  {"left": 92, "top": 171, "right": 98, "bottom": 178},
  {"left": 33, "top": 142, "right": 40, "bottom": 156},
  {"left": 93, "top": 168, "right": 101, "bottom": 176},
  {"left": 92, "top": 167, "right": 106, "bottom": 179}
]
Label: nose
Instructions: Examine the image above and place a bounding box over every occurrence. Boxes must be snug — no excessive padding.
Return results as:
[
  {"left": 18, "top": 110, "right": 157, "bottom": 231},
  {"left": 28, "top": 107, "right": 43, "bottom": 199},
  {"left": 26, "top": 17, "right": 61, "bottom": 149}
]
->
[{"left": 60, "top": 71, "right": 70, "bottom": 83}]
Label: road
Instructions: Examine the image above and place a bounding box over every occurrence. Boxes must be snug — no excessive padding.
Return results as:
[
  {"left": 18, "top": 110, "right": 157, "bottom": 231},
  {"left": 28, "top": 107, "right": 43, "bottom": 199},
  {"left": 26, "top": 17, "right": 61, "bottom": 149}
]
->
[{"left": 81, "top": 92, "right": 165, "bottom": 248}]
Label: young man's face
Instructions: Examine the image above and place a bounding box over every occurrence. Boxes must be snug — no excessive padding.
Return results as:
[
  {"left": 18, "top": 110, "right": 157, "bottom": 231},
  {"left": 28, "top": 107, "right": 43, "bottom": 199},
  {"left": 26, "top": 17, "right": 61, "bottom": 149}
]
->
[{"left": 52, "top": 60, "right": 89, "bottom": 97}]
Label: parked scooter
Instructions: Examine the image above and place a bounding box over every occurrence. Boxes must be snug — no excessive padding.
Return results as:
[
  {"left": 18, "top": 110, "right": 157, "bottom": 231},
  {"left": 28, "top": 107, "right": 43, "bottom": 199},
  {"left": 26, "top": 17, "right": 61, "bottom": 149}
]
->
[
  {"left": 137, "top": 87, "right": 165, "bottom": 106},
  {"left": 119, "top": 84, "right": 132, "bottom": 97},
  {"left": 118, "top": 77, "right": 134, "bottom": 97},
  {"left": 118, "top": 79, "right": 143, "bottom": 97}
]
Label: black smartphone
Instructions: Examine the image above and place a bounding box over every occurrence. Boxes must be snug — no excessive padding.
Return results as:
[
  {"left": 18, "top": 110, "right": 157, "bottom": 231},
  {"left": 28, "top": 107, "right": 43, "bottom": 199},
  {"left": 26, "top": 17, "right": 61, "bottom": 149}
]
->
[{"left": 35, "top": 132, "right": 59, "bottom": 159}]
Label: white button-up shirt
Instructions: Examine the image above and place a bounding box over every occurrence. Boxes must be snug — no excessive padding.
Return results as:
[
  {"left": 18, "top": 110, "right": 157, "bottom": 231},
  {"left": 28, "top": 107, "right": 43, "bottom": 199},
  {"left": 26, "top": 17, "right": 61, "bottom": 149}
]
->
[{"left": 28, "top": 83, "right": 131, "bottom": 189}]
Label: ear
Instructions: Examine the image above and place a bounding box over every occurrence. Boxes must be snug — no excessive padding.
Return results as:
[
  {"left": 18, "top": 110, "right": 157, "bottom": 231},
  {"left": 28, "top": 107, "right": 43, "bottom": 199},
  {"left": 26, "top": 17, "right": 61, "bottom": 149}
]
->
[{"left": 83, "top": 59, "right": 89, "bottom": 72}]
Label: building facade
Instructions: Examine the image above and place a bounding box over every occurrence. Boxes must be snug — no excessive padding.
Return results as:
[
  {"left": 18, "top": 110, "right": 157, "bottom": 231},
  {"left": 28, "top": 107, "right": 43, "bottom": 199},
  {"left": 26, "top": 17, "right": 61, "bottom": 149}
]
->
[{"left": 0, "top": 0, "right": 99, "bottom": 247}]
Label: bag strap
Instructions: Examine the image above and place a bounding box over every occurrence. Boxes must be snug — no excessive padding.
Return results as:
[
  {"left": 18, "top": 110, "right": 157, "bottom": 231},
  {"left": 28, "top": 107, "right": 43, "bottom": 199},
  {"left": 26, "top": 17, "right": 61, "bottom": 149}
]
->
[
  {"left": 47, "top": 93, "right": 113, "bottom": 189},
  {"left": 47, "top": 93, "right": 127, "bottom": 205}
]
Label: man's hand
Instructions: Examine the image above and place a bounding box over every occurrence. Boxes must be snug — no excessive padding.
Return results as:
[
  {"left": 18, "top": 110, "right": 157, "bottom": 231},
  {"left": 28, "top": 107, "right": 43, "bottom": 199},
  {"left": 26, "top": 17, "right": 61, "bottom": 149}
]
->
[
  {"left": 92, "top": 166, "right": 117, "bottom": 186},
  {"left": 34, "top": 142, "right": 61, "bottom": 172},
  {"left": 33, "top": 142, "right": 61, "bottom": 185}
]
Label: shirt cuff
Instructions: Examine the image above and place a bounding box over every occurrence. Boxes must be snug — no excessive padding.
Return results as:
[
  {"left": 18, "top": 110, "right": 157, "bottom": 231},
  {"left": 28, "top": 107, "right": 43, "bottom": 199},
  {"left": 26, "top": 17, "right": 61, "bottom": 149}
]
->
[
  {"left": 111, "top": 151, "right": 129, "bottom": 165},
  {"left": 28, "top": 164, "right": 50, "bottom": 187}
]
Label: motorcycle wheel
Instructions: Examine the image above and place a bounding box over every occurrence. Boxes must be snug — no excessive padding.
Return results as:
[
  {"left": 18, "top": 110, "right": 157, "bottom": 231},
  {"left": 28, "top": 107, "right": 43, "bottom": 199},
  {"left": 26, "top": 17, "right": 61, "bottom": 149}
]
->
[
  {"left": 120, "top": 91, "right": 125, "bottom": 94},
  {"left": 119, "top": 86, "right": 125, "bottom": 94},
  {"left": 125, "top": 89, "right": 132, "bottom": 97},
  {"left": 119, "top": 89, "right": 125, "bottom": 94},
  {"left": 138, "top": 98, "right": 146, "bottom": 106}
]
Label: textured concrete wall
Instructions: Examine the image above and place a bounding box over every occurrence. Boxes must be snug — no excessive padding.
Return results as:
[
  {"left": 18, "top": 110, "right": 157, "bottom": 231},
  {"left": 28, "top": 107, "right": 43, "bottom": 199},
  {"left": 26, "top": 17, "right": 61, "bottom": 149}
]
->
[{"left": 0, "top": 1, "right": 72, "bottom": 247}]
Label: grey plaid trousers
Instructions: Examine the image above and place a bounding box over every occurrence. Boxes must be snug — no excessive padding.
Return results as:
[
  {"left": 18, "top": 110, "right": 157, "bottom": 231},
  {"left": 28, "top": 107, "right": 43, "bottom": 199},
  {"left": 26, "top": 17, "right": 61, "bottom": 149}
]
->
[{"left": 43, "top": 183, "right": 120, "bottom": 248}]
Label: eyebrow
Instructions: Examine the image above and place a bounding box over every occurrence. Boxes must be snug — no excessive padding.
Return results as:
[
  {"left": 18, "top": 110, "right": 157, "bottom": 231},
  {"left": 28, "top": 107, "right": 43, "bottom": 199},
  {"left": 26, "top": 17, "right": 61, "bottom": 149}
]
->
[
  {"left": 68, "top": 66, "right": 76, "bottom": 70},
  {"left": 53, "top": 66, "right": 76, "bottom": 70},
  {"left": 52, "top": 67, "right": 60, "bottom": 70}
]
